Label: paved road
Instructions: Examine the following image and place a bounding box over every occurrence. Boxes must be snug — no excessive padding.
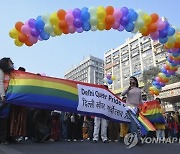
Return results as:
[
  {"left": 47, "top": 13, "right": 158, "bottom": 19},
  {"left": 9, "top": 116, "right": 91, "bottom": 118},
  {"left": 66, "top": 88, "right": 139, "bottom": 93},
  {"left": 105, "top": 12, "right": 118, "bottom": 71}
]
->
[{"left": 0, "top": 140, "right": 179, "bottom": 154}]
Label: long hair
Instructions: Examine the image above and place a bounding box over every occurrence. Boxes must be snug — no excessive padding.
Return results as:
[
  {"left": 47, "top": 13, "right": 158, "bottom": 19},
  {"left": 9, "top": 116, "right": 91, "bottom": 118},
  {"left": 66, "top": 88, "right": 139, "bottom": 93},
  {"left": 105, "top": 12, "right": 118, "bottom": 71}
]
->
[
  {"left": 130, "top": 76, "right": 139, "bottom": 88},
  {"left": 0, "top": 57, "right": 14, "bottom": 74}
]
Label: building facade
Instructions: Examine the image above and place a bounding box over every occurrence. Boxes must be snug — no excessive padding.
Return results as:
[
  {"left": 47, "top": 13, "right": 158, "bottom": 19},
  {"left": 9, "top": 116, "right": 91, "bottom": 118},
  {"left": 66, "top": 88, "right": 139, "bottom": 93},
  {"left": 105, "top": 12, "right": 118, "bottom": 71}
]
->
[
  {"left": 104, "top": 33, "right": 179, "bottom": 93},
  {"left": 64, "top": 55, "right": 104, "bottom": 85}
]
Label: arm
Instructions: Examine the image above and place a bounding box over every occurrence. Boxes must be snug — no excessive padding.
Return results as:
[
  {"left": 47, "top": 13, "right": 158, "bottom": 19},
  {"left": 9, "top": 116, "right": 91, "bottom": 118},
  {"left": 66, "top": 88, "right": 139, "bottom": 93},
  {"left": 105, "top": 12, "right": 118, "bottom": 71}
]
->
[
  {"left": 121, "top": 87, "right": 129, "bottom": 96},
  {"left": 0, "top": 69, "right": 5, "bottom": 99}
]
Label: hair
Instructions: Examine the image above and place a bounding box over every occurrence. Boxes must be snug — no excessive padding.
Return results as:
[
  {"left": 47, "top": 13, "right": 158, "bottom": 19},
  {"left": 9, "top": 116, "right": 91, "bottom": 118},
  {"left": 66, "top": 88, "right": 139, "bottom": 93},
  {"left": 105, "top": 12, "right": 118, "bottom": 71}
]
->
[
  {"left": 103, "top": 85, "right": 108, "bottom": 89},
  {"left": 130, "top": 76, "right": 139, "bottom": 87},
  {"left": 0, "top": 57, "right": 14, "bottom": 74},
  {"left": 18, "top": 67, "right": 26, "bottom": 72},
  {"left": 155, "top": 97, "right": 161, "bottom": 104}
]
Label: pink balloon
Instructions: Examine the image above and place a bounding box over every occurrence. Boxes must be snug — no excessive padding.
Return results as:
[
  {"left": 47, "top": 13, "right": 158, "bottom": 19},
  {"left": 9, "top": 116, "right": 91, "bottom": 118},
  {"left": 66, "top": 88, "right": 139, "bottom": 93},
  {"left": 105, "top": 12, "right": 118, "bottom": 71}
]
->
[
  {"left": 69, "top": 25, "right": 76, "bottom": 33},
  {"left": 113, "top": 9, "right": 122, "bottom": 21},
  {"left": 150, "top": 31, "right": 159, "bottom": 40},
  {"left": 21, "top": 25, "right": 31, "bottom": 35},
  {"left": 65, "top": 13, "right": 74, "bottom": 24},
  {"left": 112, "top": 22, "right": 120, "bottom": 29},
  {"left": 157, "top": 19, "right": 166, "bottom": 30},
  {"left": 29, "top": 36, "right": 38, "bottom": 44}
]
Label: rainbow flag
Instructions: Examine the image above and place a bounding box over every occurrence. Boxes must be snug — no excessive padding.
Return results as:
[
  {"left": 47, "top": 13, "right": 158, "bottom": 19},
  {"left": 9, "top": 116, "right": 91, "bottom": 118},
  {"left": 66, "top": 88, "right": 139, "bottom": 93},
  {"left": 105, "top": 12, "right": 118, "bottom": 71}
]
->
[
  {"left": 139, "top": 101, "right": 165, "bottom": 124},
  {"left": 5, "top": 70, "right": 130, "bottom": 123},
  {"left": 138, "top": 113, "right": 156, "bottom": 132}
]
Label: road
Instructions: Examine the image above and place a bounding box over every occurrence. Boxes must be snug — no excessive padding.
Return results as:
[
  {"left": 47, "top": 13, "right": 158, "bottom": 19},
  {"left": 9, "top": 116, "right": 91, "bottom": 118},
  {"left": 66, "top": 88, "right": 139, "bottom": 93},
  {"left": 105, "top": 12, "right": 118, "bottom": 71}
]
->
[{"left": 0, "top": 140, "right": 179, "bottom": 154}]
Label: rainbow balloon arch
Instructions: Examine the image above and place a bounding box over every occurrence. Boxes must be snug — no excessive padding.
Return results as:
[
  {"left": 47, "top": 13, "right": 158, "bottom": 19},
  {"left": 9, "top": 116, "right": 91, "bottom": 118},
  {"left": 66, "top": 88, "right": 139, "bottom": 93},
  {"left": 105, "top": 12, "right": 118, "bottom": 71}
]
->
[{"left": 9, "top": 6, "right": 180, "bottom": 96}]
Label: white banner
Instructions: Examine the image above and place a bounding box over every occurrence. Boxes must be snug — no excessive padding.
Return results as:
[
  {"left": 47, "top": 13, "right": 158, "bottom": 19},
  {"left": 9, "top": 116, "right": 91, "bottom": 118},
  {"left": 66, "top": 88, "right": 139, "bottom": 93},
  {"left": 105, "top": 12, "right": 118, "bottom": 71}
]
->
[{"left": 77, "top": 84, "right": 130, "bottom": 122}]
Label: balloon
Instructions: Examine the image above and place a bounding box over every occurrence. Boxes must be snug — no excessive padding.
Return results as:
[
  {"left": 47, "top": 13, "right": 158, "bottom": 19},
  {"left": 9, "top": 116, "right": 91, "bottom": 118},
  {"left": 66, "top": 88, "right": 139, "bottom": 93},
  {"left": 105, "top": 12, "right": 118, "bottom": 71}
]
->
[
  {"left": 150, "top": 13, "right": 159, "bottom": 23},
  {"left": 15, "top": 22, "right": 24, "bottom": 32},
  {"left": 73, "top": 8, "right": 81, "bottom": 18},
  {"left": 50, "top": 12, "right": 59, "bottom": 26},
  {"left": 113, "top": 9, "right": 122, "bottom": 21},
  {"left": 9, "top": 28, "right": 19, "bottom": 39},
  {"left": 82, "top": 22, "right": 91, "bottom": 31},
  {"left": 29, "top": 36, "right": 38, "bottom": 44},
  {"left": 105, "top": 15, "right": 115, "bottom": 25},
  {"left": 91, "top": 26, "right": 97, "bottom": 31},
  {"left": 118, "top": 25, "right": 125, "bottom": 31},
  {"left": 159, "top": 37, "right": 168, "bottom": 44},
  {"left": 57, "top": 9, "right": 66, "bottom": 20},
  {"left": 76, "top": 27, "right": 83, "bottom": 33},
  {"left": 108, "top": 79, "right": 113, "bottom": 84},
  {"left": 65, "top": 13, "right": 74, "bottom": 24},
  {"left": 125, "top": 23, "right": 134, "bottom": 32},
  {"left": 40, "top": 31, "right": 50, "bottom": 40},
  {"left": 54, "top": 26, "right": 62, "bottom": 35},
  {"left": 18, "top": 33, "right": 28, "bottom": 43},
  {"left": 90, "top": 17, "right": 98, "bottom": 26},
  {"left": 14, "top": 39, "right": 23, "bottom": 47},
  {"left": 103, "top": 78, "right": 108, "bottom": 83},
  {"left": 73, "top": 18, "right": 82, "bottom": 28},
  {"left": 81, "top": 11, "right": 90, "bottom": 22},
  {"left": 28, "top": 19, "right": 36, "bottom": 28},
  {"left": 35, "top": 19, "right": 45, "bottom": 32},
  {"left": 59, "top": 20, "right": 68, "bottom": 29},
  {"left": 128, "top": 9, "right": 138, "bottom": 22},
  {"left": 120, "top": 7, "right": 129, "bottom": 16},
  {"left": 30, "top": 28, "right": 40, "bottom": 37},
  {"left": 97, "top": 10, "right": 106, "bottom": 20},
  {"left": 44, "top": 24, "right": 54, "bottom": 34},
  {"left": 168, "top": 27, "right": 175, "bottom": 36},
  {"left": 69, "top": 25, "right": 76, "bottom": 33},
  {"left": 120, "top": 16, "right": 129, "bottom": 26},
  {"left": 111, "top": 76, "right": 116, "bottom": 81},
  {"left": 105, "top": 6, "right": 114, "bottom": 15},
  {"left": 106, "top": 74, "right": 112, "bottom": 79}
]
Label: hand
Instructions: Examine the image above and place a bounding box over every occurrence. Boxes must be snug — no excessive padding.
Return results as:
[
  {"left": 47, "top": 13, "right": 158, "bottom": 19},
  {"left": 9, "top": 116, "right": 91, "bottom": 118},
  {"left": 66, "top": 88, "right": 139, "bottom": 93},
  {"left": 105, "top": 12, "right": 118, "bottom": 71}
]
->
[
  {"left": 1, "top": 96, "right": 6, "bottom": 102},
  {"left": 128, "top": 86, "right": 132, "bottom": 91}
]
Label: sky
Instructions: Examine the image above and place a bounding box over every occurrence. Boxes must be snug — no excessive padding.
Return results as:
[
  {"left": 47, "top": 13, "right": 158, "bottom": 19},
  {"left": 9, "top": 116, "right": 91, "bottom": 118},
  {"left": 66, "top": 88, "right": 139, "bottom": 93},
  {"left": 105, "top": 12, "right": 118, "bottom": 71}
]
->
[{"left": 0, "top": 0, "right": 180, "bottom": 78}]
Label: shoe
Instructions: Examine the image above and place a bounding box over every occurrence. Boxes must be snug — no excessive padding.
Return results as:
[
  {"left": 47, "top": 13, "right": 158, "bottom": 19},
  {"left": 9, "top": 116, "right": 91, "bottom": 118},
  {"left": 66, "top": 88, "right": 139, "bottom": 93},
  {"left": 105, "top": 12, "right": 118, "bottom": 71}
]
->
[
  {"left": 40, "top": 133, "right": 50, "bottom": 142},
  {"left": 92, "top": 140, "right": 98, "bottom": 143},
  {"left": 114, "top": 140, "right": 118, "bottom": 142},
  {"left": 0, "top": 141, "right": 9, "bottom": 145},
  {"left": 67, "top": 139, "right": 71, "bottom": 142},
  {"left": 73, "top": 139, "right": 77, "bottom": 142},
  {"left": 103, "top": 140, "right": 109, "bottom": 143},
  {"left": 49, "top": 139, "right": 55, "bottom": 142}
]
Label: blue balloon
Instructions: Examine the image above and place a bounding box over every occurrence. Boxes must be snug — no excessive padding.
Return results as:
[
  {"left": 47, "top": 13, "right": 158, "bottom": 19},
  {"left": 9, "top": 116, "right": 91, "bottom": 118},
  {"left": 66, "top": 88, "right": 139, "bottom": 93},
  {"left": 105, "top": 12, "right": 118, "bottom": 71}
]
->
[
  {"left": 159, "top": 37, "right": 168, "bottom": 44},
  {"left": 167, "top": 57, "right": 173, "bottom": 63},
  {"left": 120, "top": 7, "right": 129, "bottom": 16},
  {"left": 172, "top": 52, "right": 180, "bottom": 57},
  {"left": 82, "top": 22, "right": 91, "bottom": 31},
  {"left": 128, "top": 9, "right": 138, "bottom": 22},
  {"left": 40, "top": 31, "right": 50, "bottom": 40},
  {"left": 108, "top": 79, "right": 113, "bottom": 84},
  {"left": 81, "top": 7, "right": 88, "bottom": 12},
  {"left": 168, "top": 27, "right": 175, "bottom": 36},
  {"left": 161, "top": 68, "right": 167, "bottom": 74},
  {"left": 81, "top": 11, "right": 90, "bottom": 21},
  {"left": 125, "top": 23, "right": 134, "bottom": 32},
  {"left": 159, "top": 29, "right": 168, "bottom": 38},
  {"left": 35, "top": 19, "right": 45, "bottom": 32}
]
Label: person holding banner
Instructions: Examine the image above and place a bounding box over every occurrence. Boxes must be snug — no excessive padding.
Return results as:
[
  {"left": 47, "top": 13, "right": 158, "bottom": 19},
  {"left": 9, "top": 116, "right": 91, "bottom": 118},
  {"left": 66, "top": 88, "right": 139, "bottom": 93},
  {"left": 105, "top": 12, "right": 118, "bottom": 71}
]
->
[
  {"left": 0, "top": 57, "right": 14, "bottom": 144},
  {"left": 92, "top": 85, "right": 109, "bottom": 143},
  {"left": 121, "top": 76, "right": 142, "bottom": 143}
]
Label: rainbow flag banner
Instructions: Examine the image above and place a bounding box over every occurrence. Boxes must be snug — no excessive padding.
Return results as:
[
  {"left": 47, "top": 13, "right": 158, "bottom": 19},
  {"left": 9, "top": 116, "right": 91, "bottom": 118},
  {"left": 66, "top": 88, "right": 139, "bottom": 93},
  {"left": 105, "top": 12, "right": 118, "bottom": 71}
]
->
[
  {"left": 139, "top": 101, "right": 165, "bottom": 124},
  {"left": 6, "top": 70, "right": 130, "bottom": 123}
]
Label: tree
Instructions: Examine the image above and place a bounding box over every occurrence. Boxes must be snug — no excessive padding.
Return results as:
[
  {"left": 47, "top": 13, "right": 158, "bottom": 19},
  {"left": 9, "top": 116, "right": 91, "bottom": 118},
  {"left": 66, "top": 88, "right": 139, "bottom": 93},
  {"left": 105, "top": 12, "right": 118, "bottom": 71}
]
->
[{"left": 142, "top": 67, "right": 160, "bottom": 100}]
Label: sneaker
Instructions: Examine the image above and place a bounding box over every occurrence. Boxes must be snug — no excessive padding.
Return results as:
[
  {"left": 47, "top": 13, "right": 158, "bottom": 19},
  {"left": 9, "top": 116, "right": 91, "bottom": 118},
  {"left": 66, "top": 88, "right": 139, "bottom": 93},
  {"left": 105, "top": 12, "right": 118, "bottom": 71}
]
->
[
  {"left": 67, "top": 139, "right": 71, "bottom": 142},
  {"left": 92, "top": 140, "right": 98, "bottom": 143},
  {"left": 49, "top": 139, "right": 55, "bottom": 142},
  {"left": 73, "top": 139, "right": 77, "bottom": 142},
  {"left": 103, "top": 140, "right": 109, "bottom": 143},
  {"left": 0, "top": 141, "right": 9, "bottom": 145}
]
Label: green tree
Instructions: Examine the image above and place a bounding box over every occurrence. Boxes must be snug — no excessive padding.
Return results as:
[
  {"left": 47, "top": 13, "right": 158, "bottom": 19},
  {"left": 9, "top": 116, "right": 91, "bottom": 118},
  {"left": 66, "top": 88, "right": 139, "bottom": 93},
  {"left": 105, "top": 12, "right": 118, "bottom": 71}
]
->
[{"left": 142, "top": 67, "right": 160, "bottom": 99}]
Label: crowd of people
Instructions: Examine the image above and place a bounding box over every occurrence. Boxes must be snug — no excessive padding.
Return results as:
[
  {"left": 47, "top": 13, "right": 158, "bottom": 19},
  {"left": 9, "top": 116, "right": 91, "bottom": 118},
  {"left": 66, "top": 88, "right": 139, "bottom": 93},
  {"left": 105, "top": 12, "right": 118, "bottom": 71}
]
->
[{"left": 0, "top": 57, "right": 180, "bottom": 146}]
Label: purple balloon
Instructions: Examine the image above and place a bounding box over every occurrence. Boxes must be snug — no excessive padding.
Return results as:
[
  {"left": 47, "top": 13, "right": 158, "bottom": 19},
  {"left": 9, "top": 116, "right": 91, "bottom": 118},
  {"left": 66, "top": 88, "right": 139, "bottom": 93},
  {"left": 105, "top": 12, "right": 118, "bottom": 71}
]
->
[
  {"left": 73, "top": 18, "right": 82, "bottom": 28},
  {"left": 118, "top": 25, "right": 125, "bottom": 31},
  {"left": 120, "top": 16, "right": 129, "bottom": 26},
  {"left": 73, "top": 8, "right": 81, "bottom": 18},
  {"left": 30, "top": 28, "right": 40, "bottom": 37},
  {"left": 28, "top": 19, "right": 36, "bottom": 28},
  {"left": 76, "top": 27, "right": 83, "bottom": 33},
  {"left": 120, "top": 7, "right": 129, "bottom": 16}
]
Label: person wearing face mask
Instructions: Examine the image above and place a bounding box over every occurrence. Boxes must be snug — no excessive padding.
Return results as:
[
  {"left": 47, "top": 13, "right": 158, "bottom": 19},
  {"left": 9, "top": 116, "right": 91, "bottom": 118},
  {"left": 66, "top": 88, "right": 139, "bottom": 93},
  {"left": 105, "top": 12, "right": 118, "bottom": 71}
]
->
[
  {"left": 0, "top": 57, "right": 14, "bottom": 144},
  {"left": 121, "top": 76, "right": 142, "bottom": 144}
]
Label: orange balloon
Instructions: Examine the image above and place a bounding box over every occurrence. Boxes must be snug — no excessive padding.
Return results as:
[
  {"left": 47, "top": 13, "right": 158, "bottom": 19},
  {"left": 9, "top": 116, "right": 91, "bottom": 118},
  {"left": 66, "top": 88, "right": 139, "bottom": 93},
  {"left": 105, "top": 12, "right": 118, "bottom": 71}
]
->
[
  {"left": 25, "top": 40, "right": 33, "bottom": 46},
  {"left": 174, "top": 42, "right": 180, "bottom": 48},
  {"left": 105, "top": 24, "right": 111, "bottom": 30},
  {"left": 18, "top": 33, "right": 28, "bottom": 43},
  {"left": 105, "top": 15, "right": 115, "bottom": 25},
  {"left": 149, "top": 90, "right": 154, "bottom": 95},
  {"left": 15, "top": 22, "right": 24, "bottom": 32},
  {"left": 62, "top": 28, "right": 69, "bottom": 34},
  {"left": 150, "top": 13, "right": 159, "bottom": 23},
  {"left": 105, "top": 6, "right": 114, "bottom": 15},
  {"left": 148, "top": 23, "right": 157, "bottom": 33},
  {"left": 58, "top": 20, "right": 68, "bottom": 30},
  {"left": 164, "top": 64, "right": 170, "bottom": 70},
  {"left": 57, "top": 9, "right": 66, "bottom": 20}
]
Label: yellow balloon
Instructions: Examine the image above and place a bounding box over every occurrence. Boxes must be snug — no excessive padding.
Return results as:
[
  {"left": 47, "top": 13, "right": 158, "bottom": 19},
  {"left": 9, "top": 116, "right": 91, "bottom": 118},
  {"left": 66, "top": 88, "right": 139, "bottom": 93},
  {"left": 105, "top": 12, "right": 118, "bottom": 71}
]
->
[
  {"left": 175, "top": 33, "right": 180, "bottom": 42},
  {"left": 97, "top": 22, "right": 105, "bottom": 31},
  {"left": 111, "top": 76, "right": 116, "bottom": 81},
  {"left": 50, "top": 12, "right": 59, "bottom": 26},
  {"left": 9, "top": 28, "right": 19, "bottom": 39},
  {"left": 14, "top": 39, "right": 23, "bottom": 47},
  {"left": 97, "top": 10, "right": 106, "bottom": 20},
  {"left": 143, "top": 14, "right": 151, "bottom": 25},
  {"left": 165, "top": 42, "right": 174, "bottom": 49},
  {"left": 54, "top": 26, "right": 62, "bottom": 36},
  {"left": 139, "top": 26, "right": 147, "bottom": 34}
]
